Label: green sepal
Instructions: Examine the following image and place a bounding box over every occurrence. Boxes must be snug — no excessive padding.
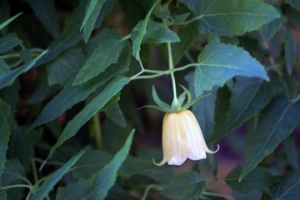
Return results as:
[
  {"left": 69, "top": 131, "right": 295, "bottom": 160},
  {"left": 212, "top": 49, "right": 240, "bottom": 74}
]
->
[
  {"left": 139, "top": 105, "right": 170, "bottom": 113},
  {"left": 152, "top": 86, "right": 171, "bottom": 110},
  {"left": 182, "top": 93, "right": 211, "bottom": 110},
  {"left": 177, "top": 92, "right": 186, "bottom": 107}
]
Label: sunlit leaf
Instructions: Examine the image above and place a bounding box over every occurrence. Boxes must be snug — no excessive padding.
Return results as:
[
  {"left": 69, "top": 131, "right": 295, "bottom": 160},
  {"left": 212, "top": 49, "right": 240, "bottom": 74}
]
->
[
  {"left": 0, "top": 13, "right": 22, "bottom": 31},
  {"left": 56, "top": 130, "right": 134, "bottom": 200},
  {"left": 29, "top": 150, "right": 85, "bottom": 200},
  {"left": 179, "top": 0, "right": 280, "bottom": 36},
  {"left": 162, "top": 171, "right": 205, "bottom": 200},
  {"left": 194, "top": 38, "right": 269, "bottom": 95},
  {"left": 27, "top": 0, "right": 60, "bottom": 38},
  {"left": 240, "top": 98, "right": 300, "bottom": 181}
]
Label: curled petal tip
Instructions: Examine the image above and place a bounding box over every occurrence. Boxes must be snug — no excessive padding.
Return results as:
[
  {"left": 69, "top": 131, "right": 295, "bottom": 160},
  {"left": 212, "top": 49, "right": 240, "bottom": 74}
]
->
[
  {"left": 207, "top": 144, "right": 220, "bottom": 154},
  {"left": 152, "top": 158, "right": 165, "bottom": 166}
]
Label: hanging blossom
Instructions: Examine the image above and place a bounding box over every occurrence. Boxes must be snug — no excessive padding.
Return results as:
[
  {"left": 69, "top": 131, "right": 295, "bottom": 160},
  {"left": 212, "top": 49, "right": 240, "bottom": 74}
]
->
[
  {"left": 145, "top": 86, "right": 219, "bottom": 166},
  {"left": 155, "top": 109, "right": 219, "bottom": 166}
]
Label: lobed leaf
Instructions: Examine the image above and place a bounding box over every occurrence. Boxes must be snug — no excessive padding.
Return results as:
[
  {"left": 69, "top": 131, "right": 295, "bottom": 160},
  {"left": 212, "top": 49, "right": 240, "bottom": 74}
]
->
[
  {"left": 179, "top": 0, "right": 280, "bottom": 36},
  {"left": 240, "top": 98, "right": 300, "bottom": 180},
  {"left": 194, "top": 38, "right": 269, "bottom": 96}
]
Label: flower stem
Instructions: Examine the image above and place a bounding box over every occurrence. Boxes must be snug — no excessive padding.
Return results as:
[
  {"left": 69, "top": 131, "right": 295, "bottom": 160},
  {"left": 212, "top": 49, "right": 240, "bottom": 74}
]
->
[{"left": 167, "top": 42, "right": 178, "bottom": 103}]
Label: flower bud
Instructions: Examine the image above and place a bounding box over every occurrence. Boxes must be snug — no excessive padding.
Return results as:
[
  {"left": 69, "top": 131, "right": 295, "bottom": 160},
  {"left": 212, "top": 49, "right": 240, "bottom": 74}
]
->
[{"left": 154, "top": 110, "right": 219, "bottom": 166}]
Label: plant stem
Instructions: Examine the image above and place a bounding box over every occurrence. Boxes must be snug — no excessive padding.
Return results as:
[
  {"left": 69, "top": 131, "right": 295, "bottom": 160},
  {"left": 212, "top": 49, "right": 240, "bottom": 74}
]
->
[
  {"left": 31, "top": 159, "right": 38, "bottom": 185},
  {"left": 167, "top": 42, "right": 178, "bottom": 101},
  {"left": 93, "top": 113, "right": 102, "bottom": 150},
  {"left": 0, "top": 184, "right": 32, "bottom": 190}
]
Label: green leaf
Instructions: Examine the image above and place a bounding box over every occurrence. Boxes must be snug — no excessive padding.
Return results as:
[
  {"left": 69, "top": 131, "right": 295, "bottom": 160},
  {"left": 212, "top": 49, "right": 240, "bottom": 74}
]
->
[
  {"left": 259, "top": 5, "right": 282, "bottom": 42},
  {"left": 47, "top": 49, "right": 83, "bottom": 86},
  {"left": 179, "top": 0, "right": 280, "bottom": 36},
  {"left": 0, "top": 59, "right": 10, "bottom": 75},
  {"left": 162, "top": 171, "right": 205, "bottom": 200},
  {"left": 41, "top": 76, "right": 129, "bottom": 169},
  {"left": 209, "top": 77, "right": 281, "bottom": 143},
  {"left": 152, "top": 86, "right": 171, "bottom": 110},
  {"left": 132, "top": 1, "right": 158, "bottom": 60},
  {"left": 104, "top": 102, "right": 127, "bottom": 128},
  {"left": 29, "top": 150, "right": 85, "bottom": 200},
  {"left": 119, "top": 156, "right": 175, "bottom": 183},
  {"left": 71, "top": 147, "right": 112, "bottom": 180},
  {"left": 226, "top": 165, "right": 279, "bottom": 194},
  {"left": 56, "top": 130, "right": 134, "bottom": 200},
  {"left": 0, "top": 100, "right": 10, "bottom": 180},
  {"left": 174, "top": 22, "right": 198, "bottom": 64},
  {"left": 240, "top": 98, "right": 300, "bottom": 181},
  {"left": 0, "top": 34, "right": 22, "bottom": 54},
  {"left": 30, "top": 47, "right": 129, "bottom": 129},
  {"left": 194, "top": 38, "right": 269, "bottom": 96},
  {"left": 1, "top": 159, "right": 25, "bottom": 185},
  {"left": 0, "top": 13, "right": 22, "bottom": 30},
  {"left": 282, "top": 28, "right": 296, "bottom": 74},
  {"left": 73, "top": 38, "right": 126, "bottom": 85},
  {"left": 131, "top": 20, "right": 180, "bottom": 44},
  {"left": 285, "top": 6, "right": 300, "bottom": 29},
  {"left": 0, "top": 50, "right": 47, "bottom": 90},
  {"left": 27, "top": 0, "right": 60, "bottom": 38},
  {"left": 80, "top": 0, "right": 107, "bottom": 42},
  {"left": 270, "top": 168, "right": 300, "bottom": 199},
  {"left": 285, "top": 0, "right": 300, "bottom": 11},
  {"left": 7, "top": 127, "right": 40, "bottom": 171},
  {"left": 35, "top": 0, "right": 87, "bottom": 66}
]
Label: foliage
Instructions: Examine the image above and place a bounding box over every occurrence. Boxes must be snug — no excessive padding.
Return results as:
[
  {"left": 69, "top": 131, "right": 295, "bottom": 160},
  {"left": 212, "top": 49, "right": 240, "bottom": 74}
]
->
[{"left": 0, "top": 0, "right": 299, "bottom": 199}]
